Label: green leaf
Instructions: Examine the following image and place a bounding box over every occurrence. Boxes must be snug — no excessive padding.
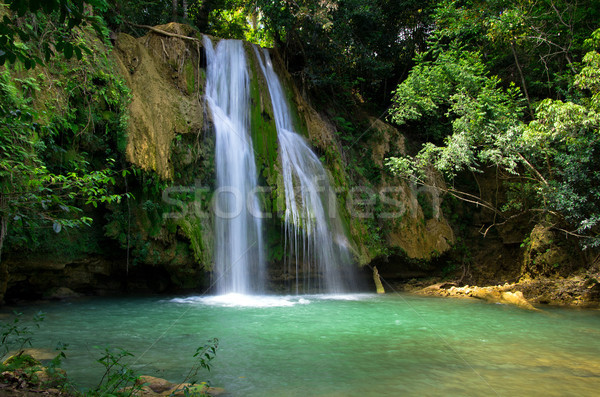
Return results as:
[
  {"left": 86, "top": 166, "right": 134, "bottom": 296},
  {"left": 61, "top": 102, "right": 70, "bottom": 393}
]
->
[
  {"left": 63, "top": 43, "right": 73, "bottom": 59},
  {"left": 74, "top": 46, "right": 82, "bottom": 60},
  {"left": 7, "top": 51, "right": 16, "bottom": 64}
]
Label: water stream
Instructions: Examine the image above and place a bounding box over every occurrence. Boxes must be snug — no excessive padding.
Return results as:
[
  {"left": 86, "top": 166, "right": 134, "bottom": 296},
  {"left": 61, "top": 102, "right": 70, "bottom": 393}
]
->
[
  {"left": 6, "top": 295, "right": 600, "bottom": 396},
  {"left": 253, "top": 46, "right": 357, "bottom": 293},
  {"left": 203, "top": 37, "right": 265, "bottom": 294}
]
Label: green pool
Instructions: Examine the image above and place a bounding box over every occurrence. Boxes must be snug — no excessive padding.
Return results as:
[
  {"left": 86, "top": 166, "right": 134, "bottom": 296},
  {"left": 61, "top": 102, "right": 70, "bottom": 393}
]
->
[{"left": 4, "top": 293, "right": 600, "bottom": 396}]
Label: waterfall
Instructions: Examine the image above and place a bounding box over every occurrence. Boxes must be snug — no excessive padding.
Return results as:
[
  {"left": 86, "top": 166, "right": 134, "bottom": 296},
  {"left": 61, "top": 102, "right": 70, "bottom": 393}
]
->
[
  {"left": 253, "top": 46, "right": 356, "bottom": 293},
  {"left": 203, "top": 37, "right": 265, "bottom": 294}
]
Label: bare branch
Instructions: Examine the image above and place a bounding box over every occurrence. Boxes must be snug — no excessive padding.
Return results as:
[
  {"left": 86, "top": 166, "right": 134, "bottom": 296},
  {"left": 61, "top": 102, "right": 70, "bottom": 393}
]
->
[
  {"left": 517, "top": 153, "right": 549, "bottom": 186},
  {"left": 124, "top": 21, "right": 200, "bottom": 43}
]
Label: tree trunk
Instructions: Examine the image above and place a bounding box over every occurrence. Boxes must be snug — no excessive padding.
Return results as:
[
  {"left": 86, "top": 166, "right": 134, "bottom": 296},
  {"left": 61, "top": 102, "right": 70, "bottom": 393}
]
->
[
  {"left": 195, "top": 0, "right": 212, "bottom": 33},
  {"left": 373, "top": 266, "right": 385, "bottom": 294},
  {"left": 0, "top": 261, "right": 7, "bottom": 304},
  {"left": 172, "top": 0, "right": 178, "bottom": 22},
  {"left": 182, "top": 0, "right": 188, "bottom": 19}
]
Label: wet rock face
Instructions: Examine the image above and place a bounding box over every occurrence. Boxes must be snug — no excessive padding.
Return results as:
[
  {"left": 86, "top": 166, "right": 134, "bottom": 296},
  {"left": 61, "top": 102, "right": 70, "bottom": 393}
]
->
[
  {"left": 3, "top": 256, "right": 120, "bottom": 301},
  {"left": 112, "top": 24, "right": 457, "bottom": 286},
  {"left": 269, "top": 49, "right": 455, "bottom": 264}
]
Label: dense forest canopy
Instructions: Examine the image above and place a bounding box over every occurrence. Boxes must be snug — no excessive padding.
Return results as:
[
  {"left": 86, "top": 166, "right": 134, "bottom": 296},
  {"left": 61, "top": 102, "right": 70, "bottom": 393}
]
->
[
  {"left": 387, "top": 0, "right": 600, "bottom": 248},
  {"left": 1, "top": 0, "right": 600, "bottom": 301}
]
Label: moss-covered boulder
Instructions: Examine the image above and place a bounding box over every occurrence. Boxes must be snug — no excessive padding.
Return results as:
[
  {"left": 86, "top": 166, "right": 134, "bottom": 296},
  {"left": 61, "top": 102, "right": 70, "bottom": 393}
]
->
[{"left": 522, "top": 224, "right": 583, "bottom": 278}]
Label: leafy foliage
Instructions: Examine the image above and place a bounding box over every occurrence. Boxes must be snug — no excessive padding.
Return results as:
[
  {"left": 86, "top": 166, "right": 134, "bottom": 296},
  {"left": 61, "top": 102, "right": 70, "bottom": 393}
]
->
[
  {"left": 0, "top": 311, "right": 45, "bottom": 361},
  {"left": 388, "top": 27, "right": 600, "bottom": 247},
  {"left": 81, "top": 339, "right": 219, "bottom": 396},
  {"left": 254, "top": 0, "right": 433, "bottom": 104},
  {"left": 103, "top": 0, "right": 174, "bottom": 29},
  {"left": 432, "top": 0, "right": 600, "bottom": 101},
  {"left": 177, "top": 338, "right": 219, "bottom": 390},
  {"left": 87, "top": 346, "right": 141, "bottom": 397},
  {"left": 0, "top": 0, "right": 109, "bottom": 68},
  {"left": 0, "top": 1, "right": 133, "bottom": 305},
  {"left": 0, "top": 68, "right": 129, "bottom": 257}
]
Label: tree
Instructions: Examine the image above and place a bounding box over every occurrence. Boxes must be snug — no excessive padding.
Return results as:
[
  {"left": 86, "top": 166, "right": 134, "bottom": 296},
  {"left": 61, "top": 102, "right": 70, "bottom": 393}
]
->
[
  {"left": 0, "top": 1, "right": 132, "bottom": 302},
  {"left": 253, "top": 0, "right": 433, "bottom": 104},
  {"left": 431, "top": 0, "right": 600, "bottom": 104},
  {"left": 0, "top": 0, "right": 109, "bottom": 69},
  {"left": 387, "top": 28, "right": 600, "bottom": 247},
  {"left": 171, "top": 0, "right": 188, "bottom": 21},
  {"left": 102, "top": 0, "right": 173, "bottom": 30},
  {"left": 0, "top": 71, "right": 129, "bottom": 301}
]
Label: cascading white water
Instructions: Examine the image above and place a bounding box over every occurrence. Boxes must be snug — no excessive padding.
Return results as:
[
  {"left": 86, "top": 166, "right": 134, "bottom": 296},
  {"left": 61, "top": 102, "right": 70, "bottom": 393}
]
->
[
  {"left": 204, "top": 37, "right": 265, "bottom": 294},
  {"left": 253, "top": 46, "right": 356, "bottom": 293}
]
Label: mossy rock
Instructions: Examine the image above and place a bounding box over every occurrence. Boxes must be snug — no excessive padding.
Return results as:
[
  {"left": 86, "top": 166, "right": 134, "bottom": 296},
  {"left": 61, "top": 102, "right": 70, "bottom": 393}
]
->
[
  {"left": 2, "top": 353, "right": 41, "bottom": 369},
  {"left": 522, "top": 224, "right": 583, "bottom": 278}
]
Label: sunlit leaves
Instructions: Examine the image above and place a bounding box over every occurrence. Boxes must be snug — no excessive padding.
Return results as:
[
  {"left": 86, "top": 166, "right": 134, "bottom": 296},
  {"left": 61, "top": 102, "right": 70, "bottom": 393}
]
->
[
  {"left": 390, "top": 46, "right": 518, "bottom": 146},
  {"left": 388, "top": 26, "right": 600, "bottom": 246}
]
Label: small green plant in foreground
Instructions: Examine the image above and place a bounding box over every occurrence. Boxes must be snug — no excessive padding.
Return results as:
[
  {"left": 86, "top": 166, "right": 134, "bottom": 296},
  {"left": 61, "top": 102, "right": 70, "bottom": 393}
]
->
[
  {"left": 1, "top": 312, "right": 69, "bottom": 389},
  {"left": 1, "top": 313, "right": 220, "bottom": 396},
  {"left": 175, "top": 338, "right": 219, "bottom": 396},
  {"left": 0, "top": 311, "right": 45, "bottom": 361},
  {"left": 86, "top": 346, "right": 142, "bottom": 397},
  {"left": 89, "top": 339, "right": 219, "bottom": 397}
]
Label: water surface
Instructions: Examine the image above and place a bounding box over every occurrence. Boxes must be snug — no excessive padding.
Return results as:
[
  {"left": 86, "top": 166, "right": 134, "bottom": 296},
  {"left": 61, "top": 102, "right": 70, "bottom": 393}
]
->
[{"left": 4, "top": 294, "right": 600, "bottom": 396}]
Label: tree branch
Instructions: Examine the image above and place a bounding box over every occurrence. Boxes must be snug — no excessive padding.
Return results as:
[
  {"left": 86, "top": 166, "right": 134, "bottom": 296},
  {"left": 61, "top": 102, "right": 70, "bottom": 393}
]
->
[
  {"left": 124, "top": 21, "right": 200, "bottom": 43},
  {"left": 510, "top": 41, "right": 532, "bottom": 113},
  {"left": 517, "top": 152, "right": 549, "bottom": 186}
]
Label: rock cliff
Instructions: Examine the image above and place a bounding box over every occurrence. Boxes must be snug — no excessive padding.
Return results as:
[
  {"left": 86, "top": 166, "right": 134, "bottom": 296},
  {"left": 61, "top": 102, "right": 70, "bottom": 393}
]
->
[{"left": 2, "top": 23, "right": 455, "bottom": 301}]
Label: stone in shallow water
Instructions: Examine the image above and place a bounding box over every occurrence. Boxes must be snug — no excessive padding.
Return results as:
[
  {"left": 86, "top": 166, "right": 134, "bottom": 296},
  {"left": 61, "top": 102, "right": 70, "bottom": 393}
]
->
[
  {"left": 136, "top": 375, "right": 174, "bottom": 394},
  {"left": 133, "top": 376, "right": 225, "bottom": 396},
  {"left": 19, "top": 348, "right": 56, "bottom": 361}
]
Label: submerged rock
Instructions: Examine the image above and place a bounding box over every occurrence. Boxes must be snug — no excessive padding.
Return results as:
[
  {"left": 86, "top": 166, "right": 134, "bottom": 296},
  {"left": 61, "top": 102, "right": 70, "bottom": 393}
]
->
[
  {"left": 132, "top": 375, "right": 225, "bottom": 396},
  {"left": 14, "top": 348, "right": 56, "bottom": 361}
]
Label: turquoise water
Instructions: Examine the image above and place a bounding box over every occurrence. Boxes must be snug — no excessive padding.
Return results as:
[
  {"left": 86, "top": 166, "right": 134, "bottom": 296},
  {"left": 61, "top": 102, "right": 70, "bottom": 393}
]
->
[{"left": 3, "top": 293, "right": 600, "bottom": 396}]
